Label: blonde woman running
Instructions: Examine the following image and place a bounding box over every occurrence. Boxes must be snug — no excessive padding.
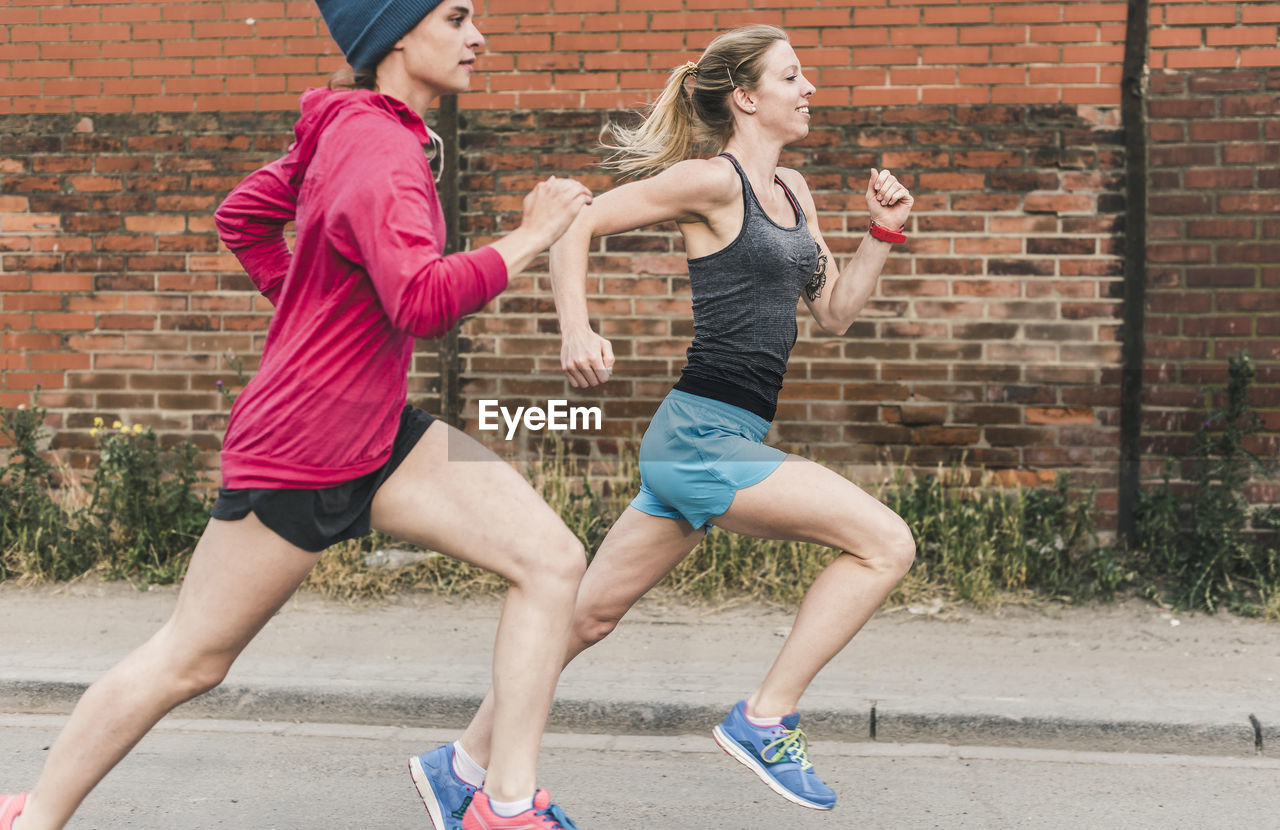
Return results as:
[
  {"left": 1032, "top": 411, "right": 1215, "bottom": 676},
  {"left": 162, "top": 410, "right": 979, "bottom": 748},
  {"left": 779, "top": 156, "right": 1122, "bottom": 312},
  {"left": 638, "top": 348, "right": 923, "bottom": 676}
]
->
[{"left": 409, "top": 24, "right": 916, "bottom": 819}]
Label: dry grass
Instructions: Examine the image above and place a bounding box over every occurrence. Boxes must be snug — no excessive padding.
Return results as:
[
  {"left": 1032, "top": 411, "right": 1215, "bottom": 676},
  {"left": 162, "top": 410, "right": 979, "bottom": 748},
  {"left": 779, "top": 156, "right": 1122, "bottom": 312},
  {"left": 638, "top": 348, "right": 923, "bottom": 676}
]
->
[{"left": 300, "top": 445, "right": 1102, "bottom": 611}]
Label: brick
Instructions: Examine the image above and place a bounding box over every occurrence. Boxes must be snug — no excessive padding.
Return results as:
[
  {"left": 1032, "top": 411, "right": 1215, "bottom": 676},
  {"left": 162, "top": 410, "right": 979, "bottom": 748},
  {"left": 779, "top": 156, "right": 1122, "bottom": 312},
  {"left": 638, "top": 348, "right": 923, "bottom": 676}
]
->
[
  {"left": 1222, "top": 94, "right": 1280, "bottom": 116},
  {"left": 957, "top": 26, "right": 1024, "bottom": 45},
  {"left": 1219, "top": 193, "right": 1280, "bottom": 213},
  {"left": 1206, "top": 26, "right": 1277, "bottom": 47},
  {"left": 986, "top": 258, "right": 1056, "bottom": 278},
  {"left": 923, "top": 7, "right": 989, "bottom": 25},
  {"left": 1185, "top": 267, "right": 1257, "bottom": 288},
  {"left": 1149, "top": 194, "right": 1212, "bottom": 215},
  {"left": 1062, "top": 45, "right": 1124, "bottom": 64},
  {"left": 993, "top": 6, "right": 1061, "bottom": 25},
  {"left": 1024, "top": 193, "right": 1094, "bottom": 214},
  {"left": 1165, "top": 50, "right": 1239, "bottom": 70},
  {"left": 1187, "top": 71, "right": 1264, "bottom": 94},
  {"left": 12, "top": 25, "right": 70, "bottom": 43},
  {"left": 1219, "top": 243, "right": 1280, "bottom": 264},
  {"left": 1183, "top": 316, "right": 1253, "bottom": 337},
  {"left": 1028, "top": 238, "right": 1096, "bottom": 256},
  {"left": 1030, "top": 25, "right": 1099, "bottom": 44},
  {"left": 1153, "top": 30, "right": 1205, "bottom": 52},
  {"left": 1027, "top": 407, "right": 1096, "bottom": 426},
  {"left": 953, "top": 193, "right": 1022, "bottom": 211},
  {"left": 914, "top": 426, "right": 981, "bottom": 445},
  {"left": 1064, "top": 4, "right": 1127, "bottom": 24},
  {"left": 1217, "top": 291, "right": 1280, "bottom": 313},
  {"left": 920, "top": 46, "right": 992, "bottom": 64},
  {"left": 34, "top": 313, "right": 94, "bottom": 330},
  {"left": 1, "top": 213, "right": 61, "bottom": 232},
  {"left": 1184, "top": 168, "right": 1254, "bottom": 189},
  {"left": 1188, "top": 121, "right": 1260, "bottom": 142},
  {"left": 1148, "top": 98, "right": 1214, "bottom": 118},
  {"left": 1164, "top": 7, "right": 1237, "bottom": 26},
  {"left": 992, "top": 86, "right": 1061, "bottom": 105},
  {"left": 890, "top": 27, "right": 958, "bottom": 46}
]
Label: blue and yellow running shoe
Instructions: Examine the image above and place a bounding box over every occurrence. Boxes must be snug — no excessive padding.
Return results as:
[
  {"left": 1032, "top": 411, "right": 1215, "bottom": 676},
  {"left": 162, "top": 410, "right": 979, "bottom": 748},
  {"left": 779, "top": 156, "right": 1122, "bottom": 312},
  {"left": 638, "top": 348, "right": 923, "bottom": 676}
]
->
[
  {"left": 410, "top": 745, "right": 478, "bottom": 830},
  {"left": 712, "top": 700, "right": 836, "bottom": 810}
]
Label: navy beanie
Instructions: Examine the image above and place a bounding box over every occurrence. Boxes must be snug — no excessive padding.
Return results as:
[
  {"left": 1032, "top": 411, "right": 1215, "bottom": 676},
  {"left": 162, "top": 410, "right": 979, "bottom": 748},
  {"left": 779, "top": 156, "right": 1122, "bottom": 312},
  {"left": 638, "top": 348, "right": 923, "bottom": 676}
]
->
[{"left": 315, "top": 0, "right": 445, "bottom": 70}]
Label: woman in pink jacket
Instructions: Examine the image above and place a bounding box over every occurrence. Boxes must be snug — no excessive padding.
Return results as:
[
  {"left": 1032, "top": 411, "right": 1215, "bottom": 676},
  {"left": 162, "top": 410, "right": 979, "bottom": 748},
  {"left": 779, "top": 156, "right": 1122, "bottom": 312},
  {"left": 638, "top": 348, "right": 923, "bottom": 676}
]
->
[{"left": 1, "top": 2, "right": 588, "bottom": 829}]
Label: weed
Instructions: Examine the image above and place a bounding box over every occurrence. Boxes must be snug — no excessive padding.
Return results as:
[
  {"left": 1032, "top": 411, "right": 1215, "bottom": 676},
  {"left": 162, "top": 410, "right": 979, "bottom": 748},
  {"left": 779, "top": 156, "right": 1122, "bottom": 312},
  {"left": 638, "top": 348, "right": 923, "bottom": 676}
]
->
[
  {"left": 81, "top": 418, "right": 212, "bottom": 583},
  {"left": 1134, "top": 353, "right": 1278, "bottom": 613},
  {"left": 0, "top": 399, "right": 89, "bottom": 580}
]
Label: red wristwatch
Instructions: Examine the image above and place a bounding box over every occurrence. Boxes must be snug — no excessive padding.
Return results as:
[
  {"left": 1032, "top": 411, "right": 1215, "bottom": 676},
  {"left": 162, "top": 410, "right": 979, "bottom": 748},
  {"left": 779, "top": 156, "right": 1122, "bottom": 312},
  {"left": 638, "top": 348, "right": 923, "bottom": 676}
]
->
[{"left": 869, "top": 221, "right": 907, "bottom": 244}]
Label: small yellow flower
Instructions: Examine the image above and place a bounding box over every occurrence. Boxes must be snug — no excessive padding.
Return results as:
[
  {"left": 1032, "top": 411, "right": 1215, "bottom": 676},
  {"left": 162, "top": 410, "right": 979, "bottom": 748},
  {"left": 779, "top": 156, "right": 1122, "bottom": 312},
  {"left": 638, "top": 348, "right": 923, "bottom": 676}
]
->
[
  {"left": 132, "top": 423, "right": 144, "bottom": 434},
  {"left": 119, "top": 425, "right": 129, "bottom": 434},
  {"left": 112, "top": 420, "right": 122, "bottom": 429},
  {"left": 93, "top": 416, "right": 104, "bottom": 428},
  {"left": 89, "top": 428, "right": 98, "bottom": 437}
]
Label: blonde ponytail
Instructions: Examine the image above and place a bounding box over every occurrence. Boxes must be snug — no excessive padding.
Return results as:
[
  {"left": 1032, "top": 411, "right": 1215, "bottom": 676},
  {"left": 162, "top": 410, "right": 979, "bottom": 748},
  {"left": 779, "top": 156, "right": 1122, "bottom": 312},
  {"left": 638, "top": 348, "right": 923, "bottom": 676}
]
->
[
  {"left": 602, "top": 25, "right": 789, "bottom": 179},
  {"left": 602, "top": 61, "right": 701, "bottom": 179}
]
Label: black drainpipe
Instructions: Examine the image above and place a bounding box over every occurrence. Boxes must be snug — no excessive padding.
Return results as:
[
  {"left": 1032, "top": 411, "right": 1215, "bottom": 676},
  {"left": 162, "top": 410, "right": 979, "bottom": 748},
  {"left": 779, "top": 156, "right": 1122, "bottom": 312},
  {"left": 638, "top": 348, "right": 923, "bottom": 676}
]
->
[
  {"left": 1117, "top": 0, "right": 1150, "bottom": 542},
  {"left": 436, "top": 94, "right": 463, "bottom": 427}
]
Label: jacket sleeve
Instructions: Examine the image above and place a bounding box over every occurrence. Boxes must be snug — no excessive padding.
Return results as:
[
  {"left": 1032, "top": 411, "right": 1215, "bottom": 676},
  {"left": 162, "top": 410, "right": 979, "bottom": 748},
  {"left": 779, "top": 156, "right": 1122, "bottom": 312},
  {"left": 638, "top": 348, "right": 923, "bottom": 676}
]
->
[
  {"left": 213, "top": 157, "right": 299, "bottom": 305},
  {"left": 325, "top": 116, "right": 509, "bottom": 339}
]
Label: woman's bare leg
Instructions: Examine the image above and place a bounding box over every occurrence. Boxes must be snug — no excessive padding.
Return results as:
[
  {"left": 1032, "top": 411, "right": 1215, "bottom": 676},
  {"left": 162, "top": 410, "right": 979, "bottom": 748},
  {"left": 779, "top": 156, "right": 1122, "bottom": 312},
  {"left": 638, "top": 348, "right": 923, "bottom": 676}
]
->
[
  {"left": 446, "top": 455, "right": 912, "bottom": 763},
  {"left": 18, "top": 514, "right": 319, "bottom": 830},
  {"left": 454, "top": 506, "right": 706, "bottom": 768},
  {"left": 368, "top": 422, "right": 594, "bottom": 803},
  {"left": 711, "top": 456, "right": 916, "bottom": 717}
]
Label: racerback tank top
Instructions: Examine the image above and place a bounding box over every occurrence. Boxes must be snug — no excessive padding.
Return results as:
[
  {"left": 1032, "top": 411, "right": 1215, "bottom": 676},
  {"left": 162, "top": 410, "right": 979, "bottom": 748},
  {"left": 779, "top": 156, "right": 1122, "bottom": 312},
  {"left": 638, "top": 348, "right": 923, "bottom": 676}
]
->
[{"left": 674, "top": 153, "right": 822, "bottom": 421}]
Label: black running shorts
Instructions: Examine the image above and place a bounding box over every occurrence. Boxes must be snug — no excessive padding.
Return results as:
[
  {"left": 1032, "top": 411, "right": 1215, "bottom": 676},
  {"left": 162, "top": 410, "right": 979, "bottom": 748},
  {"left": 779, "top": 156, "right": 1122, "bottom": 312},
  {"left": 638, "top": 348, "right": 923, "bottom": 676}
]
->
[{"left": 210, "top": 406, "right": 436, "bottom": 552}]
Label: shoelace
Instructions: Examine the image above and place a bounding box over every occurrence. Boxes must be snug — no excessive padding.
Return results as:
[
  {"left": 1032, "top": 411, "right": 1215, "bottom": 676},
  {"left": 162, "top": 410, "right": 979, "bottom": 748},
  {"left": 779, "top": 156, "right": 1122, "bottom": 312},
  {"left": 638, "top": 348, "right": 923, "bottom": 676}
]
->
[
  {"left": 535, "top": 802, "right": 579, "bottom": 830},
  {"left": 761, "top": 726, "right": 814, "bottom": 771}
]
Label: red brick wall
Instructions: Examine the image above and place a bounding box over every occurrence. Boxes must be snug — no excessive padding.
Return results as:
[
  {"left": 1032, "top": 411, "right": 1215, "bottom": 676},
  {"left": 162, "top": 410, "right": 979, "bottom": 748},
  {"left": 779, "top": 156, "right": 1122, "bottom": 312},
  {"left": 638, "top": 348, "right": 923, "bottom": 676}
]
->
[
  {"left": 0, "top": 111, "right": 446, "bottom": 466},
  {"left": 457, "top": 105, "right": 1127, "bottom": 498},
  {"left": 1144, "top": 66, "right": 1280, "bottom": 501},
  {"left": 4, "top": 0, "right": 1273, "bottom": 114},
  {"left": 4, "top": 0, "right": 1134, "bottom": 114},
  {"left": 2, "top": 1, "right": 1278, "bottom": 521}
]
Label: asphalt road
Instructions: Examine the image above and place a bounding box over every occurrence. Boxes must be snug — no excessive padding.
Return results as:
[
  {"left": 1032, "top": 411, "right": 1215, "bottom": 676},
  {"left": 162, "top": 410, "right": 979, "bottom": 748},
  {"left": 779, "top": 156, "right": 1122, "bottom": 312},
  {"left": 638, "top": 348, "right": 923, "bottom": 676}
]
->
[{"left": 2, "top": 714, "right": 1277, "bottom": 829}]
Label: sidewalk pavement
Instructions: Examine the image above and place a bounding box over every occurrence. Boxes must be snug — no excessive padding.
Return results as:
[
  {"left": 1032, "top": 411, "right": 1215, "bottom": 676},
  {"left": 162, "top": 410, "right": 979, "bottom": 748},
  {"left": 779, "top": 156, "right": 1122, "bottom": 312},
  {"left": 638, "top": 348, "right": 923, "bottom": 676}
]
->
[{"left": 1, "top": 579, "right": 1276, "bottom": 757}]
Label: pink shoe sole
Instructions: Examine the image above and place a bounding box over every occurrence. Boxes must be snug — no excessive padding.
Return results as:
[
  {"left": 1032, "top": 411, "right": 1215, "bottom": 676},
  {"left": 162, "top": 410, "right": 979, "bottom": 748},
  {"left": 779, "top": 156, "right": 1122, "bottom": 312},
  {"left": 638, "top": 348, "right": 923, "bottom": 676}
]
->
[{"left": 0, "top": 793, "right": 28, "bottom": 830}]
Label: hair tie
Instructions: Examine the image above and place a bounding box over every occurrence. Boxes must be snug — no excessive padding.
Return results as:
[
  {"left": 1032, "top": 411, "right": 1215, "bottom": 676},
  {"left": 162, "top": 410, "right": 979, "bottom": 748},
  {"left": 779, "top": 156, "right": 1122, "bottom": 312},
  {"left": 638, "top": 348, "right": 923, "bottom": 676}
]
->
[{"left": 682, "top": 60, "right": 698, "bottom": 76}]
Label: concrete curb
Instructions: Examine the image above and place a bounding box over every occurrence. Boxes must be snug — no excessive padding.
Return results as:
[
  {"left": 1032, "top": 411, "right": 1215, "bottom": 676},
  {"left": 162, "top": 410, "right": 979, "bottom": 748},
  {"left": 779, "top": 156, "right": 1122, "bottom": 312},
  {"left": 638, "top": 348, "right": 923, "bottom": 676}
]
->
[{"left": 2, "top": 679, "right": 1270, "bottom": 759}]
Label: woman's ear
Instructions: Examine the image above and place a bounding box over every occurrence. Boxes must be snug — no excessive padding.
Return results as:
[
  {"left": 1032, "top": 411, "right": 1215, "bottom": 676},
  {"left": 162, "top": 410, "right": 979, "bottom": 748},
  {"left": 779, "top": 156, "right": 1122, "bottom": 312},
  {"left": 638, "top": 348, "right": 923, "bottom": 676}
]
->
[{"left": 731, "top": 86, "right": 757, "bottom": 114}]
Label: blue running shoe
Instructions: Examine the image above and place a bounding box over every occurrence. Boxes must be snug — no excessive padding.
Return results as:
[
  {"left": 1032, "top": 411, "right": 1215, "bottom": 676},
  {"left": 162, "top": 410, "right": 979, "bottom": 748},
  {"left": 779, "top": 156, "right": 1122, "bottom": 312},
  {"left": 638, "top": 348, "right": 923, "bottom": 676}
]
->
[
  {"left": 712, "top": 700, "right": 836, "bottom": 810},
  {"left": 410, "top": 745, "right": 479, "bottom": 830}
]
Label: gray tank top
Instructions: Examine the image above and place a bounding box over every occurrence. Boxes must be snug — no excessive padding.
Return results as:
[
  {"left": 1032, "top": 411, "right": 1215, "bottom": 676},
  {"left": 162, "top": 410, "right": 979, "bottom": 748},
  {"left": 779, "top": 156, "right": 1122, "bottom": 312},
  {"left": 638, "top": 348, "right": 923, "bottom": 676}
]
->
[{"left": 674, "top": 153, "right": 821, "bottom": 421}]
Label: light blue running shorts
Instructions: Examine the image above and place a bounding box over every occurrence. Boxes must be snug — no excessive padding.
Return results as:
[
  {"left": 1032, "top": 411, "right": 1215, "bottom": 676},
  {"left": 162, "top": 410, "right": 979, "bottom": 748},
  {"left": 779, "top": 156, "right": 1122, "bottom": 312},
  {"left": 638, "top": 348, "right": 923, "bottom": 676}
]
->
[{"left": 631, "top": 389, "right": 787, "bottom": 530}]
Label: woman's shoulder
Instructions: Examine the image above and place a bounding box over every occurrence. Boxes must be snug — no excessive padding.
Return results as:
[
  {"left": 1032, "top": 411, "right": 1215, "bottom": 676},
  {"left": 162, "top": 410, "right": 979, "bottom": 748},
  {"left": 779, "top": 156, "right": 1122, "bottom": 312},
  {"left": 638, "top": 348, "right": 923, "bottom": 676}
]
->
[
  {"left": 653, "top": 156, "right": 740, "bottom": 205},
  {"left": 774, "top": 166, "right": 810, "bottom": 194},
  {"left": 333, "top": 106, "right": 424, "bottom": 151}
]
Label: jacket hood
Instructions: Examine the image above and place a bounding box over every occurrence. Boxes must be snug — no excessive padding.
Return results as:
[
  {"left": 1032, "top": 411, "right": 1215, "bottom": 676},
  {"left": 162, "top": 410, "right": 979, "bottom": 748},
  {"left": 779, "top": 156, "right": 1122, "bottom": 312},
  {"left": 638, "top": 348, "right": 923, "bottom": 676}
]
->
[{"left": 286, "top": 88, "right": 432, "bottom": 187}]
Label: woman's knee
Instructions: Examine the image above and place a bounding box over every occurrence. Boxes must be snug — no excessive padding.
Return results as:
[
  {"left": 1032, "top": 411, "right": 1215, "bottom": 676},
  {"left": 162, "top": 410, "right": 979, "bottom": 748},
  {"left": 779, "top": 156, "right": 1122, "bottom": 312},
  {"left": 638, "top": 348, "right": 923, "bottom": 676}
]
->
[
  {"left": 876, "top": 516, "right": 917, "bottom": 576},
  {"left": 572, "top": 607, "right": 621, "bottom": 647},
  {"left": 509, "top": 527, "right": 587, "bottom": 596},
  {"left": 178, "top": 656, "right": 232, "bottom": 699},
  {"left": 845, "top": 514, "right": 916, "bottom": 577},
  {"left": 148, "top": 628, "right": 236, "bottom": 702}
]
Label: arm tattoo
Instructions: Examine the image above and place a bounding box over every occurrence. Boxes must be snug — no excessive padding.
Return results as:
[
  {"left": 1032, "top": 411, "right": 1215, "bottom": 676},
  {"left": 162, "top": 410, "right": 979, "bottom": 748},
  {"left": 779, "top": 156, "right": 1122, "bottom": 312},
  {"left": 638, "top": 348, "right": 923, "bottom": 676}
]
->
[{"left": 804, "top": 244, "right": 828, "bottom": 302}]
